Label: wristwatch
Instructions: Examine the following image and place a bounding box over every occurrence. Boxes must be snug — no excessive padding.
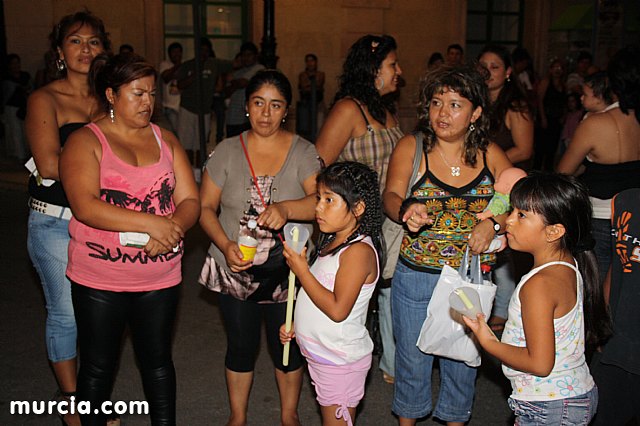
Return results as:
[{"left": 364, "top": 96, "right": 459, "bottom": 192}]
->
[{"left": 487, "top": 217, "right": 501, "bottom": 234}]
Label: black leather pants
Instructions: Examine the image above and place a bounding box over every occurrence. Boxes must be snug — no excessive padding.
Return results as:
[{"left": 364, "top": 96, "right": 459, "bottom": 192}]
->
[{"left": 72, "top": 282, "right": 180, "bottom": 426}]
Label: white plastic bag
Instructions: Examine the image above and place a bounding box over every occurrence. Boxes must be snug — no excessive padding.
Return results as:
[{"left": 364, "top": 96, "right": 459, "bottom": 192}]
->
[{"left": 416, "top": 248, "right": 497, "bottom": 367}]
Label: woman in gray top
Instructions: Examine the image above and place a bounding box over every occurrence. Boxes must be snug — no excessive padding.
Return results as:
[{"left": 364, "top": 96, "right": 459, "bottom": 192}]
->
[{"left": 199, "top": 70, "right": 320, "bottom": 425}]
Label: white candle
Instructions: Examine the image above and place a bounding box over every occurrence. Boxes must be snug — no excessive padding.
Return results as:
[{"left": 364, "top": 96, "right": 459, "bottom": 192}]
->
[{"left": 282, "top": 226, "right": 299, "bottom": 366}]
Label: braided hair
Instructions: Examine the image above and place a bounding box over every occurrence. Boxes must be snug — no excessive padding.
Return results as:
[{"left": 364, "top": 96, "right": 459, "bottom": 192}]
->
[{"left": 314, "top": 162, "right": 383, "bottom": 266}]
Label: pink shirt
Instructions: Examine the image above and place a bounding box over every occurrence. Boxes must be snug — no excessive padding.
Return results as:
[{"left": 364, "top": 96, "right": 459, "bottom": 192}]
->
[{"left": 67, "top": 123, "right": 182, "bottom": 291}]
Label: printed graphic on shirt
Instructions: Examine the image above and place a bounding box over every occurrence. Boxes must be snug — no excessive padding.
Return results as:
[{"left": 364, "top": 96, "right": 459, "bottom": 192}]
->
[
  {"left": 83, "top": 171, "right": 178, "bottom": 264},
  {"left": 101, "top": 172, "right": 175, "bottom": 215},
  {"left": 614, "top": 209, "right": 640, "bottom": 273}
]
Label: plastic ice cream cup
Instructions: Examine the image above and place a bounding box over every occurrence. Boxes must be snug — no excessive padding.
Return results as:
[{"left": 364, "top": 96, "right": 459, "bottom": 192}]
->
[{"left": 238, "top": 236, "right": 258, "bottom": 261}]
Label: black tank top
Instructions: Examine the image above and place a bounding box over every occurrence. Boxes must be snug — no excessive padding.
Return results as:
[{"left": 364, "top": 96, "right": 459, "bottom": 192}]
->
[
  {"left": 28, "top": 122, "right": 86, "bottom": 207},
  {"left": 580, "top": 158, "right": 640, "bottom": 199}
]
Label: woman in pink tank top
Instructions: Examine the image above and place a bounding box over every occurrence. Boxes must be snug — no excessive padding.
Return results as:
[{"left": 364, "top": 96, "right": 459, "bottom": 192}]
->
[{"left": 59, "top": 53, "right": 199, "bottom": 425}]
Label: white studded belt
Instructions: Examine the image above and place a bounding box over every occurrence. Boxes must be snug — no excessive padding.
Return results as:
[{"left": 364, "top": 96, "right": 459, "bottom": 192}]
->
[{"left": 28, "top": 197, "right": 73, "bottom": 220}]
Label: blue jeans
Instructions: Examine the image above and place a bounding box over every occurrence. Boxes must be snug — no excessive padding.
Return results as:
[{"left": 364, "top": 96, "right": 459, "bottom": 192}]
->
[
  {"left": 391, "top": 262, "right": 477, "bottom": 422},
  {"left": 508, "top": 386, "right": 598, "bottom": 425},
  {"left": 27, "top": 210, "right": 76, "bottom": 362},
  {"left": 492, "top": 249, "right": 517, "bottom": 320},
  {"left": 378, "top": 287, "right": 395, "bottom": 377}
]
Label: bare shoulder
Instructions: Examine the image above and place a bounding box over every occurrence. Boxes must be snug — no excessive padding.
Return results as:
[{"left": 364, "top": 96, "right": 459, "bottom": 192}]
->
[
  {"left": 582, "top": 111, "right": 614, "bottom": 129},
  {"left": 574, "top": 113, "right": 612, "bottom": 143},
  {"left": 506, "top": 104, "right": 532, "bottom": 121},
  {"left": 521, "top": 265, "right": 573, "bottom": 301},
  {"left": 157, "top": 125, "right": 179, "bottom": 146},
  {"left": 65, "top": 126, "right": 100, "bottom": 148},
  {"left": 519, "top": 272, "right": 556, "bottom": 304},
  {"left": 342, "top": 240, "right": 377, "bottom": 269},
  {"left": 28, "top": 85, "right": 58, "bottom": 109},
  {"left": 485, "top": 141, "right": 510, "bottom": 162},
  {"left": 331, "top": 98, "right": 361, "bottom": 117},
  {"left": 396, "top": 133, "right": 417, "bottom": 150}
]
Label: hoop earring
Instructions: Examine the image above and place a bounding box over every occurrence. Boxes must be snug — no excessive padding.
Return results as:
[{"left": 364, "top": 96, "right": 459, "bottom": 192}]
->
[
  {"left": 55, "top": 59, "right": 66, "bottom": 72},
  {"left": 109, "top": 105, "right": 115, "bottom": 123},
  {"left": 376, "top": 76, "right": 385, "bottom": 91}
]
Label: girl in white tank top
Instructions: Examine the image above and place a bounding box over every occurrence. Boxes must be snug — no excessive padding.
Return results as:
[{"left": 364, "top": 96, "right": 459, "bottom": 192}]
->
[
  {"left": 279, "top": 162, "right": 383, "bottom": 426},
  {"left": 462, "top": 173, "right": 611, "bottom": 425}
]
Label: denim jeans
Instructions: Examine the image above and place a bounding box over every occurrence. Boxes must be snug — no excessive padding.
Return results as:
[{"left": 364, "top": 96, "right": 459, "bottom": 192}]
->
[
  {"left": 508, "top": 386, "right": 598, "bottom": 425},
  {"left": 378, "top": 287, "right": 395, "bottom": 377},
  {"left": 391, "top": 262, "right": 476, "bottom": 422},
  {"left": 27, "top": 210, "right": 76, "bottom": 362},
  {"left": 592, "top": 218, "right": 613, "bottom": 285},
  {"left": 492, "top": 249, "right": 517, "bottom": 320}
]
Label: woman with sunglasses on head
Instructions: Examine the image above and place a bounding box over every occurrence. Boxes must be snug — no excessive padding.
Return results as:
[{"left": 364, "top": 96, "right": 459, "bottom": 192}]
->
[{"left": 315, "top": 34, "right": 404, "bottom": 385}]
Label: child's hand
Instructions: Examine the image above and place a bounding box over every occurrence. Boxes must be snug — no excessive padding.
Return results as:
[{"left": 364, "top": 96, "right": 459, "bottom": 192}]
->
[
  {"left": 462, "top": 313, "right": 499, "bottom": 345},
  {"left": 279, "top": 323, "right": 295, "bottom": 345},
  {"left": 283, "top": 242, "right": 309, "bottom": 277}
]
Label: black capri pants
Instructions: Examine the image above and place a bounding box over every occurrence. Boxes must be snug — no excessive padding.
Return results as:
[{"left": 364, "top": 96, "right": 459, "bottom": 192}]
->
[
  {"left": 72, "top": 282, "right": 180, "bottom": 426},
  {"left": 218, "top": 292, "right": 303, "bottom": 373}
]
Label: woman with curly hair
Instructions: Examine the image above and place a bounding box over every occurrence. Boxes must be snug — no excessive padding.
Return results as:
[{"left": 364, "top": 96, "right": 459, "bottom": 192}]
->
[
  {"left": 315, "top": 34, "right": 403, "bottom": 386},
  {"left": 383, "top": 64, "right": 511, "bottom": 425}
]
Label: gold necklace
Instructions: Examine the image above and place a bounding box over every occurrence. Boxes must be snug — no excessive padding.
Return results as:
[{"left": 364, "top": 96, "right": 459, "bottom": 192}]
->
[{"left": 436, "top": 146, "right": 462, "bottom": 177}]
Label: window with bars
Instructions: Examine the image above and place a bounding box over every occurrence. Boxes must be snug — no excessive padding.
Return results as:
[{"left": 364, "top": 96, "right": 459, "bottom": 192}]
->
[
  {"left": 163, "top": 0, "right": 247, "bottom": 61},
  {"left": 466, "top": 0, "right": 524, "bottom": 60}
]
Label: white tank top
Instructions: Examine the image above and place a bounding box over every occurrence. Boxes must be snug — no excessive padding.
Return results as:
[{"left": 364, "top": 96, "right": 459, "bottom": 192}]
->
[
  {"left": 501, "top": 260, "right": 595, "bottom": 401},
  {"left": 294, "top": 236, "right": 379, "bottom": 365}
]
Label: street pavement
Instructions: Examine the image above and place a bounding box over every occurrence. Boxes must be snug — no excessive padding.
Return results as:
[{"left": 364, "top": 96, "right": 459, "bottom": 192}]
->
[{"left": 0, "top": 177, "right": 514, "bottom": 425}]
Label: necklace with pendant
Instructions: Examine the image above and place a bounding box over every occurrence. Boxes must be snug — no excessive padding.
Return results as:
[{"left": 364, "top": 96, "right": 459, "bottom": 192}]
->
[{"left": 436, "top": 146, "right": 462, "bottom": 177}]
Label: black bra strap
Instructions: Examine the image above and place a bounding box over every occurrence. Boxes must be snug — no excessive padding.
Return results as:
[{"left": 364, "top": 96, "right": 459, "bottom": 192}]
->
[{"left": 350, "top": 98, "right": 374, "bottom": 133}]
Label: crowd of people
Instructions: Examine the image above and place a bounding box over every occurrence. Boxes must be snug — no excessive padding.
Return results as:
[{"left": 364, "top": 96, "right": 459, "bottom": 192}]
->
[{"left": 10, "top": 7, "right": 640, "bottom": 426}]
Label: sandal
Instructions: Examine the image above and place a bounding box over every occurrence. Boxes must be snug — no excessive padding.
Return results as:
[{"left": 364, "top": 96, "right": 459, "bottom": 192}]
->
[{"left": 56, "top": 391, "right": 80, "bottom": 426}]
